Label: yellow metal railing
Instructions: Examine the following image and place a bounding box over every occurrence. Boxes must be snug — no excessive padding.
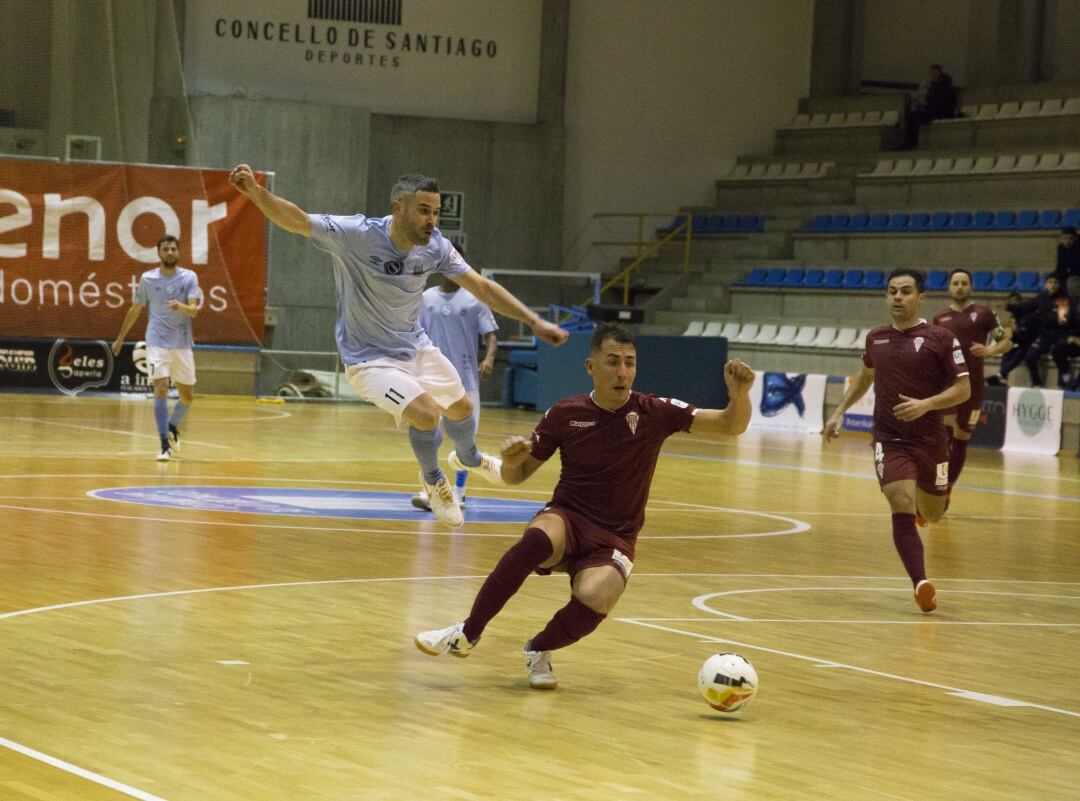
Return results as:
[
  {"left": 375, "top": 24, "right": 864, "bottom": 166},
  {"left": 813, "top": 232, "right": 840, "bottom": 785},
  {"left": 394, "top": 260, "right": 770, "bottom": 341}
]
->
[{"left": 590, "top": 212, "right": 694, "bottom": 305}]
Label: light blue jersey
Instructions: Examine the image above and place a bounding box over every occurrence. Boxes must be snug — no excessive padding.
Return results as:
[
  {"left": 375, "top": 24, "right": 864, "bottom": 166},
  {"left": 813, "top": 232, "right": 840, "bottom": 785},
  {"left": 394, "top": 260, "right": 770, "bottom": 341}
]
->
[
  {"left": 420, "top": 286, "right": 498, "bottom": 391},
  {"left": 134, "top": 267, "right": 202, "bottom": 349},
  {"left": 308, "top": 213, "right": 471, "bottom": 363}
]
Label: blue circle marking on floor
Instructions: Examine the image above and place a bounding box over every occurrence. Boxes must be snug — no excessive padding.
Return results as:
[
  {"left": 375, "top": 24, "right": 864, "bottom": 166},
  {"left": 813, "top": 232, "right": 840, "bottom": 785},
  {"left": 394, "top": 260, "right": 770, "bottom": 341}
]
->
[{"left": 90, "top": 486, "right": 543, "bottom": 523}]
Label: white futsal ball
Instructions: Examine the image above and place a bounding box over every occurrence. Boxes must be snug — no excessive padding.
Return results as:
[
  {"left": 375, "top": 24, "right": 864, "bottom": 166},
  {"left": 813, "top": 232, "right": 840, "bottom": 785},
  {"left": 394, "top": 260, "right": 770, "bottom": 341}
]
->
[
  {"left": 132, "top": 341, "right": 149, "bottom": 375},
  {"left": 698, "top": 652, "right": 758, "bottom": 713}
]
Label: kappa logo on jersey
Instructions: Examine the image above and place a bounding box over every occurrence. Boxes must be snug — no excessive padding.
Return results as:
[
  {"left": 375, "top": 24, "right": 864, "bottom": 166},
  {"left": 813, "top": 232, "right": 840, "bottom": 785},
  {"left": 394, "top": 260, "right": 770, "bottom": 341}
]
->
[
  {"left": 625, "top": 411, "right": 639, "bottom": 435},
  {"left": 874, "top": 338, "right": 889, "bottom": 344},
  {"left": 569, "top": 420, "right": 596, "bottom": 428},
  {"left": 384, "top": 260, "right": 404, "bottom": 275},
  {"left": 913, "top": 337, "right": 925, "bottom": 352},
  {"left": 665, "top": 398, "right": 689, "bottom": 409},
  {"left": 611, "top": 548, "right": 634, "bottom": 579}
]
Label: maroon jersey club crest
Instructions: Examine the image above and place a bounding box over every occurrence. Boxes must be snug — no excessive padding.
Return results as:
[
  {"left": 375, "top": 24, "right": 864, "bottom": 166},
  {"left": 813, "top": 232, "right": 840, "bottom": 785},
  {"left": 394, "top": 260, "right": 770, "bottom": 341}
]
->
[{"left": 625, "top": 411, "right": 639, "bottom": 435}]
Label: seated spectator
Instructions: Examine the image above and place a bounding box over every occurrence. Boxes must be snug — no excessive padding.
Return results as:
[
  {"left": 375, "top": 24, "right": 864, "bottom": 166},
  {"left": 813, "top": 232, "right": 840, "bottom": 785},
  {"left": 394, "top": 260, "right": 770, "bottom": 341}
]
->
[
  {"left": 987, "top": 291, "right": 1036, "bottom": 385},
  {"left": 909, "top": 64, "right": 958, "bottom": 141},
  {"left": 1014, "top": 275, "right": 1075, "bottom": 387},
  {"left": 1054, "top": 226, "right": 1080, "bottom": 304}
]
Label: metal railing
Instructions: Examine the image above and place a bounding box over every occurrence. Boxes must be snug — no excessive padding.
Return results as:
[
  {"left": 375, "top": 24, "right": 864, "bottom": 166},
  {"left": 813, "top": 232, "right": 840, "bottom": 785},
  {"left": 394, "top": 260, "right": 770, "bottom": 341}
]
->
[{"left": 590, "top": 213, "right": 693, "bottom": 305}]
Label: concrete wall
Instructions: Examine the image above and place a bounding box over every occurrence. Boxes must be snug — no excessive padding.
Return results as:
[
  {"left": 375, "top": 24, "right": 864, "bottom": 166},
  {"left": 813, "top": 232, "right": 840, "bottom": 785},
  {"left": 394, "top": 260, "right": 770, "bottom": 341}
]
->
[
  {"left": 188, "top": 96, "right": 371, "bottom": 352},
  {"left": 0, "top": 0, "right": 52, "bottom": 129},
  {"left": 561, "top": 0, "right": 815, "bottom": 275},
  {"left": 858, "top": 0, "right": 972, "bottom": 86}
]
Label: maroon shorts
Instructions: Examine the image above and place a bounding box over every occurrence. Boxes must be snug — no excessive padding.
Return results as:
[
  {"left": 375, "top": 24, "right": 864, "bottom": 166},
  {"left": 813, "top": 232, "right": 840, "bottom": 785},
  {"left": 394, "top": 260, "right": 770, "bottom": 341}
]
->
[
  {"left": 531, "top": 505, "right": 636, "bottom": 583},
  {"left": 872, "top": 438, "right": 950, "bottom": 496},
  {"left": 945, "top": 388, "right": 984, "bottom": 435}
]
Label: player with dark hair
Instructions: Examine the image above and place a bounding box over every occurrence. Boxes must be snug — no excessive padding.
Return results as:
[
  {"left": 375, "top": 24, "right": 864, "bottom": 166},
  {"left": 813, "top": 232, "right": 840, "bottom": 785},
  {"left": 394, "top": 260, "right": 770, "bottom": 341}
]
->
[
  {"left": 932, "top": 268, "right": 1010, "bottom": 495},
  {"left": 111, "top": 235, "right": 201, "bottom": 461},
  {"left": 229, "top": 166, "right": 567, "bottom": 527},
  {"left": 825, "top": 268, "right": 971, "bottom": 613},
  {"left": 415, "top": 323, "right": 755, "bottom": 689}
]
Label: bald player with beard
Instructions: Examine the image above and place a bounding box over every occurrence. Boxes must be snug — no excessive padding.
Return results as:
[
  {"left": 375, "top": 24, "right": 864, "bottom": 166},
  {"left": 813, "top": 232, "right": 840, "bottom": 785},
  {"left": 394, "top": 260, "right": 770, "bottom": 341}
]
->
[
  {"left": 825, "top": 268, "right": 971, "bottom": 613},
  {"left": 415, "top": 322, "right": 755, "bottom": 690},
  {"left": 932, "top": 269, "right": 1010, "bottom": 498}
]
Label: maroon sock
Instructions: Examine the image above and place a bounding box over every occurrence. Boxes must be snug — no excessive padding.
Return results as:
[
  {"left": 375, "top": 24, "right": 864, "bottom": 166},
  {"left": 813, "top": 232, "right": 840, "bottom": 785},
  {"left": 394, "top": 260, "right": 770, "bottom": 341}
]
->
[
  {"left": 529, "top": 596, "right": 606, "bottom": 652},
  {"left": 892, "top": 513, "right": 926, "bottom": 587},
  {"left": 948, "top": 437, "right": 968, "bottom": 486},
  {"left": 462, "top": 527, "right": 553, "bottom": 643}
]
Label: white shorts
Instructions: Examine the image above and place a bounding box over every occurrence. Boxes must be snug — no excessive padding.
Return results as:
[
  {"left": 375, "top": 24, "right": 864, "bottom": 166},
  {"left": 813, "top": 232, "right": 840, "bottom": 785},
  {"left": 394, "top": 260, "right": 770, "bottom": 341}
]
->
[
  {"left": 145, "top": 345, "right": 196, "bottom": 385},
  {"left": 345, "top": 346, "right": 467, "bottom": 424}
]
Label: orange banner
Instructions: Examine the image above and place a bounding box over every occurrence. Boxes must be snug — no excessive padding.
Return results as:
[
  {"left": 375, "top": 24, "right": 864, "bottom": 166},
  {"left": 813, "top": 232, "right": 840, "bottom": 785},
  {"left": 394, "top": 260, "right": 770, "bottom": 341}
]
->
[{"left": 0, "top": 160, "right": 266, "bottom": 344}]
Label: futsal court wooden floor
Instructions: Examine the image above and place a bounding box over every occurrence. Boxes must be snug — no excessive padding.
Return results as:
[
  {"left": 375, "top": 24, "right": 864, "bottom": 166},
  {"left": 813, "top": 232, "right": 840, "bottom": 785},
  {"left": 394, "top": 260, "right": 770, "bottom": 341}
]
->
[{"left": 0, "top": 393, "right": 1077, "bottom": 801}]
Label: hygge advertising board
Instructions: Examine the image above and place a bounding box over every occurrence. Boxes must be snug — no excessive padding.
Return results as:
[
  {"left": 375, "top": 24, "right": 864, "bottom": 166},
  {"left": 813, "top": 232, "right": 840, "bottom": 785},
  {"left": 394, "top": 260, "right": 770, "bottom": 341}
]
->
[
  {"left": 748, "top": 371, "right": 826, "bottom": 433},
  {"left": 0, "top": 338, "right": 158, "bottom": 396},
  {"left": 1002, "top": 386, "right": 1064, "bottom": 455},
  {"left": 0, "top": 160, "right": 267, "bottom": 344},
  {"left": 183, "top": 0, "right": 542, "bottom": 123}
]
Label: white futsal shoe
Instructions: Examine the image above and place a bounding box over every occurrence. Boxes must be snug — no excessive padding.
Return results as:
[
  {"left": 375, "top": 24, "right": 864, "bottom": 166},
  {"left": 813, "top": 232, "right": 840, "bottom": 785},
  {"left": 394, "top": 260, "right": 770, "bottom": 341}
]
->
[
  {"left": 448, "top": 449, "right": 504, "bottom": 485},
  {"left": 168, "top": 424, "right": 181, "bottom": 454},
  {"left": 156, "top": 442, "right": 171, "bottom": 462},
  {"left": 523, "top": 641, "right": 558, "bottom": 690},
  {"left": 411, "top": 469, "right": 432, "bottom": 512},
  {"left": 414, "top": 622, "right": 473, "bottom": 658},
  {"left": 423, "top": 475, "right": 463, "bottom": 527}
]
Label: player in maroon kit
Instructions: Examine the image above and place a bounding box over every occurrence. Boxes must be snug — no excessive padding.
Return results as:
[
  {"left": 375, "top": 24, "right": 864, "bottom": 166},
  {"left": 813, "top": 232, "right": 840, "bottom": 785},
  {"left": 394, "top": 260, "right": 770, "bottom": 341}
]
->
[
  {"left": 932, "top": 269, "right": 1010, "bottom": 496},
  {"left": 414, "top": 322, "right": 755, "bottom": 689},
  {"left": 824, "top": 269, "right": 971, "bottom": 613}
]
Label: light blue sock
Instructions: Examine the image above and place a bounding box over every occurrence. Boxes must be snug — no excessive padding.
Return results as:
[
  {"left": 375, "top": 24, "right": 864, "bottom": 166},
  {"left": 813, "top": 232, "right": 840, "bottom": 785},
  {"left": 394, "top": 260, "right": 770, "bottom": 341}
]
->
[
  {"left": 409, "top": 427, "right": 444, "bottom": 485},
  {"left": 169, "top": 401, "right": 190, "bottom": 428},
  {"left": 153, "top": 396, "right": 169, "bottom": 440},
  {"left": 442, "top": 415, "right": 480, "bottom": 466}
]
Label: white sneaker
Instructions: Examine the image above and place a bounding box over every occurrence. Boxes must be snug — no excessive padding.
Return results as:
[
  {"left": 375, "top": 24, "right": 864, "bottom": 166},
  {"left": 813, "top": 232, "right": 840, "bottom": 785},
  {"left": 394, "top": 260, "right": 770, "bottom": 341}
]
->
[
  {"left": 424, "top": 476, "right": 463, "bottom": 527},
  {"left": 524, "top": 641, "right": 558, "bottom": 689},
  {"left": 411, "top": 491, "right": 432, "bottom": 512},
  {"left": 448, "top": 450, "right": 504, "bottom": 485},
  {"left": 415, "top": 622, "right": 473, "bottom": 658},
  {"left": 156, "top": 444, "right": 171, "bottom": 462},
  {"left": 167, "top": 424, "right": 181, "bottom": 454}
]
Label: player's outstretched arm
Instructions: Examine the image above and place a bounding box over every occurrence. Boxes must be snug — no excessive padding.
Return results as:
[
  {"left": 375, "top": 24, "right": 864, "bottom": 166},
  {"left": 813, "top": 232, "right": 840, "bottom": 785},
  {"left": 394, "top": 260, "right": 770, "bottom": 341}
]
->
[
  {"left": 824, "top": 365, "right": 875, "bottom": 440},
  {"left": 229, "top": 164, "right": 311, "bottom": 237},
  {"left": 454, "top": 270, "right": 568, "bottom": 346},
  {"left": 111, "top": 303, "right": 144, "bottom": 355},
  {"left": 500, "top": 436, "right": 545, "bottom": 485},
  {"left": 688, "top": 359, "right": 755, "bottom": 436}
]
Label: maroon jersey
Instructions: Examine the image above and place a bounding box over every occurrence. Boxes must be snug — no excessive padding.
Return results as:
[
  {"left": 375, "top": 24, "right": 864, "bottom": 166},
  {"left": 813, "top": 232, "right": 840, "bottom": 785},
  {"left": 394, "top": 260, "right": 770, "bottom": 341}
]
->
[
  {"left": 861, "top": 320, "right": 969, "bottom": 443},
  {"left": 530, "top": 391, "right": 697, "bottom": 539},
  {"left": 932, "top": 303, "right": 1002, "bottom": 387}
]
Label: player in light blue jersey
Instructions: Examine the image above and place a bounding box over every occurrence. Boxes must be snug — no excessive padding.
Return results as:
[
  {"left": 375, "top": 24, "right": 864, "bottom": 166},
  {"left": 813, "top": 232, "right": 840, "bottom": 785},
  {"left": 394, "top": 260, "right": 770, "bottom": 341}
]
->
[
  {"left": 112, "top": 235, "right": 202, "bottom": 461},
  {"left": 229, "top": 165, "right": 568, "bottom": 527},
  {"left": 412, "top": 260, "right": 499, "bottom": 513}
]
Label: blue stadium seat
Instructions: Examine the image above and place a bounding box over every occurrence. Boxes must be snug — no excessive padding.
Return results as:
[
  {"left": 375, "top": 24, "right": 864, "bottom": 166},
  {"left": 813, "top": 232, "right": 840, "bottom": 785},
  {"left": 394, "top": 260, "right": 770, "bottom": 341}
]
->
[
  {"left": 991, "top": 271, "right": 1015, "bottom": 291},
  {"left": 972, "top": 270, "right": 994, "bottom": 291},
  {"left": 929, "top": 211, "right": 951, "bottom": 230},
  {"left": 1015, "top": 210, "right": 1038, "bottom": 229},
  {"left": 724, "top": 214, "right": 742, "bottom": 231},
  {"left": 764, "top": 267, "right": 786, "bottom": 286},
  {"left": 909, "top": 212, "right": 931, "bottom": 231},
  {"left": 810, "top": 213, "right": 832, "bottom": 232},
  {"left": 829, "top": 213, "right": 851, "bottom": 231},
  {"left": 991, "top": 210, "right": 1016, "bottom": 229},
  {"left": 1039, "top": 209, "right": 1063, "bottom": 229},
  {"left": 1015, "top": 271, "right": 1039, "bottom": 292},
  {"left": 866, "top": 212, "right": 890, "bottom": 231},
  {"left": 842, "top": 269, "right": 865, "bottom": 289},
  {"left": 926, "top": 270, "right": 949, "bottom": 291},
  {"left": 692, "top": 215, "right": 710, "bottom": 233},
  {"left": 887, "top": 212, "right": 910, "bottom": 231},
  {"left": 782, "top": 267, "right": 805, "bottom": 287},
  {"left": 701, "top": 216, "right": 723, "bottom": 233},
  {"left": 738, "top": 214, "right": 761, "bottom": 232},
  {"left": 661, "top": 215, "right": 688, "bottom": 233},
  {"left": 1063, "top": 208, "right": 1080, "bottom": 228},
  {"left": 848, "top": 213, "right": 870, "bottom": 231},
  {"left": 822, "top": 268, "right": 844, "bottom": 288},
  {"left": 972, "top": 211, "right": 994, "bottom": 230},
  {"left": 947, "top": 211, "right": 973, "bottom": 230},
  {"left": 803, "top": 268, "right": 825, "bottom": 287},
  {"left": 863, "top": 269, "right": 886, "bottom": 289}
]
